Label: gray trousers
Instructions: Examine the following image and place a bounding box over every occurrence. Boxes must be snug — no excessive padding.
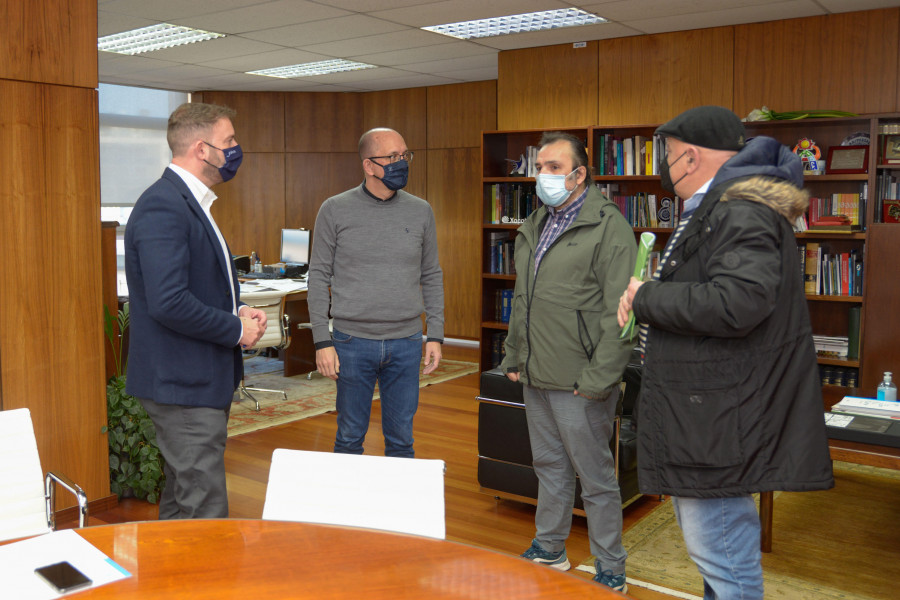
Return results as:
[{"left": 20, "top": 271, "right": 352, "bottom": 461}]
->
[
  {"left": 523, "top": 385, "right": 626, "bottom": 573},
  {"left": 139, "top": 397, "right": 230, "bottom": 519}
]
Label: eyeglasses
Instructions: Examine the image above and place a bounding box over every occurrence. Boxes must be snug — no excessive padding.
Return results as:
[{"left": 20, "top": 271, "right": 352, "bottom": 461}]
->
[{"left": 367, "top": 151, "right": 414, "bottom": 164}]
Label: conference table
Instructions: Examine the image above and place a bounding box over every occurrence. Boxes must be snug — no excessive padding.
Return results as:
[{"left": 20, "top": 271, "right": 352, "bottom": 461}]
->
[{"left": 61, "top": 519, "right": 625, "bottom": 599}]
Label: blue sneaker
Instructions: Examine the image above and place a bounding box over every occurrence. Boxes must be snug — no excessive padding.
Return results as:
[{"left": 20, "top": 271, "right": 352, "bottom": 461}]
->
[
  {"left": 520, "top": 539, "right": 570, "bottom": 571},
  {"left": 593, "top": 568, "right": 627, "bottom": 593}
]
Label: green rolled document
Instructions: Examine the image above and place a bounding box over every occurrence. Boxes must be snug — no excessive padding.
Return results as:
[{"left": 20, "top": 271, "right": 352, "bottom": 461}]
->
[{"left": 620, "top": 232, "right": 656, "bottom": 340}]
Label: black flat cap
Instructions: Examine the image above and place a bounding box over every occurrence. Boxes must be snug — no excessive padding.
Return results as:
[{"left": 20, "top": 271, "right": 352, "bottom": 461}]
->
[{"left": 655, "top": 105, "right": 746, "bottom": 151}]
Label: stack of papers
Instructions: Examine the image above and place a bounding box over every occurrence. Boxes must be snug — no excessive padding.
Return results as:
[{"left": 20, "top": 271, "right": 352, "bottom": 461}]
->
[
  {"left": 831, "top": 396, "right": 900, "bottom": 419},
  {"left": 240, "top": 279, "right": 306, "bottom": 295}
]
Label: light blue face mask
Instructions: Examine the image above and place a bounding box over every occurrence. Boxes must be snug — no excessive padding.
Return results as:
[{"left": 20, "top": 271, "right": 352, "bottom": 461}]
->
[{"left": 535, "top": 169, "right": 578, "bottom": 207}]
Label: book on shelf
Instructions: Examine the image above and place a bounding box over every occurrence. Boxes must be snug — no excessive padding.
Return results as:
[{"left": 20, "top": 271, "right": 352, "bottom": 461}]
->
[
  {"left": 847, "top": 305, "right": 861, "bottom": 360},
  {"left": 803, "top": 242, "right": 820, "bottom": 294},
  {"left": 812, "top": 334, "right": 848, "bottom": 358},
  {"left": 831, "top": 396, "right": 900, "bottom": 420},
  {"left": 819, "top": 365, "right": 858, "bottom": 387}
]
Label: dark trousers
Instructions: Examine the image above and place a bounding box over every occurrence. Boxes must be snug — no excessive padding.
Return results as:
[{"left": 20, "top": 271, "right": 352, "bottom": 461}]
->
[{"left": 139, "top": 397, "right": 230, "bottom": 519}]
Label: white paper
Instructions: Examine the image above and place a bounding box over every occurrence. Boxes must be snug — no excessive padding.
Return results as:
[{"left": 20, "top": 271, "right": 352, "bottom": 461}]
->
[
  {"left": 0, "top": 529, "right": 130, "bottom": 599},
  {"left": 825, "top": 413, "right": 854, "bottom": 428},
  {"left": 263, "top": 449, "right": 446, "bottom": 539}
]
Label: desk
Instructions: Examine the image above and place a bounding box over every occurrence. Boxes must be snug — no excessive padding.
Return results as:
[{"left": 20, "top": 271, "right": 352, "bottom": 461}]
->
[
  {"left": 63, "top": 520, "right": 624, "bottom": 599},
  {"left": 758, "top": 431, "right": 900, "bottom": 553}
]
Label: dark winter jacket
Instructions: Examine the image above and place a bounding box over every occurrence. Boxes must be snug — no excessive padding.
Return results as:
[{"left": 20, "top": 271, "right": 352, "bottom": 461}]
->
[
  {"left": 500, "top": 185, "right": 637, "bottom": 398},
  {"left": 632, "top": 136, "right": 835, "bottom": 497}
]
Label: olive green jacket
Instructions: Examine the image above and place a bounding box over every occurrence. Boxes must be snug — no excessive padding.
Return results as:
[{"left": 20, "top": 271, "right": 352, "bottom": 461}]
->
[{"left": 499, "top": 185, "right": 637, "bottom": 398}]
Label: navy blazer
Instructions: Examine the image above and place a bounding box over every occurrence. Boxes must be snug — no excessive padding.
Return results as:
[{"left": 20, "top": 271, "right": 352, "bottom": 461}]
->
[{"left": 125, "top": 168, "right": 243, "bottom": 409}]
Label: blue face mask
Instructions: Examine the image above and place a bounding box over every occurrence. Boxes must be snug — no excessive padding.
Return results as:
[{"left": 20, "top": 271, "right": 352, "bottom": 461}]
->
[
  {"left": 204, "top": 142, "right": 243, "bottom": 182},
  {"left": 376, "top": 159, "right": 409, "bottom": 191},
  {"left": 536, "top": 169, "right": 577, "bottom": 207}
]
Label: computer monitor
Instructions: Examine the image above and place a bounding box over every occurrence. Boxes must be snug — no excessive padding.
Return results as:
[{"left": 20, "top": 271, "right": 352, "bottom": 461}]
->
[{"left": 280, "top": 228, "right": 310, "bottom": 265}]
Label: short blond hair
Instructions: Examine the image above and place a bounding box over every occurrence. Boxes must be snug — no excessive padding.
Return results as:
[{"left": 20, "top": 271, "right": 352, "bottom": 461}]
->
[{"left": 167, "top": 102, "right": 236, "bottom": 157}]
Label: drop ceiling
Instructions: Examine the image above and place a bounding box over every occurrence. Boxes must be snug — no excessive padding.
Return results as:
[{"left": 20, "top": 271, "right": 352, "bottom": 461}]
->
[{"left": 98, "top": 0, "right": 900, "bottom": 92}]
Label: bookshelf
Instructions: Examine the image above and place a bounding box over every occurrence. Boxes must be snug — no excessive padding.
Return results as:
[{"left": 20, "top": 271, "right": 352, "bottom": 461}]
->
[{"left": 480, "top": 116, "right": 900, "bottom": 406}]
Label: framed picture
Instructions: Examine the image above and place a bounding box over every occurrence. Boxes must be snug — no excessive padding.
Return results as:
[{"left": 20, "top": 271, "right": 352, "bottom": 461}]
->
[
  {"left": 826, "top": 145, "right": 868, "bottom": 174},
  {"left": 883, "top": 135, "right": 900, "bottom": 164}
]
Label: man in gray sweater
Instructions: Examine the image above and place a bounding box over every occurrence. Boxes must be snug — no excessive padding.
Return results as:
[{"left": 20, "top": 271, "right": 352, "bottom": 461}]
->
[{"left": 308, "top": 127, "right": 444, "bottom": 458}]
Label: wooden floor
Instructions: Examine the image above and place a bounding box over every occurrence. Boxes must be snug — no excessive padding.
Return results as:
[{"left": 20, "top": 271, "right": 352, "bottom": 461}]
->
[{"left": 83, "top": 346, "right": 673, "bottom": 600}]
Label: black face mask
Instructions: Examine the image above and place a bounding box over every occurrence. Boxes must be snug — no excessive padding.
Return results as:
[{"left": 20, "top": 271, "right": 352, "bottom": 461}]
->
[{"left": 659, "top": 151, "right": 687, "bottom": 194}]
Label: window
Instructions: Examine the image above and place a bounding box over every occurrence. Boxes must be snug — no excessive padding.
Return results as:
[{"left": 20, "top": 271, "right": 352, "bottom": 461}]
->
[{"left": 99, "top": 84, "right": 188, "bottom": 295}]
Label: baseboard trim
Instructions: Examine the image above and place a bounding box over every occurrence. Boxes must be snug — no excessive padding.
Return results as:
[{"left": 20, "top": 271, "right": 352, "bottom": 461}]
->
[{"left": 55, "top": 494, "right": 118, "bottom": 523}]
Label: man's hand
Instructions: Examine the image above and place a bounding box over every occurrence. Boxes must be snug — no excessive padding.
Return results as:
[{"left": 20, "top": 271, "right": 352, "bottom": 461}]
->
[
  {"left": 239, "top": 305, "right": 268, "bottom": 329},
  {"left": 506, "top": 372, "right": 520, "bottom": 382},
  {"left": 422, "top": 341, "right": 442, "bottom": 375},
  {"left": 617, "top": 276, "right": 645, "bottom": 328},
  {"left": 239, "top": 316, "right": 265, "bottom": 348},
  {"left": 316, "top": 346, "right": 340, "bottom": 380}
]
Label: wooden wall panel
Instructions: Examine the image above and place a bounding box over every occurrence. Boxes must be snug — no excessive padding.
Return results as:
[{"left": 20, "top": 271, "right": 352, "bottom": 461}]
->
[
  {"left": 734, "top": 9, "right": 900, "bottom": 118},
  {"left": 0, "top": 80, "right": 108, "bottom": 503},
  {"left": 362, "top": 88, "right": 427, "bottom": 151},
  {"left": 598, "top": 27, "right": 734, "bottom": 125},
  {"left": 285, "top": 153, "right": 363, "bottom": 237},
  {"left": 427, "top": 81, "right": 497, "bottom": 149},
  {"left": 0, "top": 0, "right": 97, "bottom": 87},
  {"left": 857, "top": 224, "right": 900, "bottom": 393},
  {"left": 285, "top": 93, "right": 362, "bottom": 153},
  {"left": 213, "top": 153, "right": 285, "bottom": 264},
  {"left": 427, "top": 148, "right": 480, "bottom": 339},
  {"left": 497, "top": 42, "right": 598, "bottom": 130},
  {"left": 196, "top": 92, "right": 285, "bottom": 153}
]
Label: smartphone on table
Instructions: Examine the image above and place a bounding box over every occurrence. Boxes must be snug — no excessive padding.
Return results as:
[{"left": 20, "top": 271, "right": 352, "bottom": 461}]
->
[{"left": 34, "top": 561, "right": 92, "bottom": 594}]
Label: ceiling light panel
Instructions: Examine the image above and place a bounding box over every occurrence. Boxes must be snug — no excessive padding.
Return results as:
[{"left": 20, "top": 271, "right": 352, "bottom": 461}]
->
[
  {"left": 99, "top": 23, "right": 226, "bottom": 55},
  {"left": 422, "top": 7, "right": 607, "bottom": 40},
  {"left": 247, "top": 59, "right": 378, "bottom": 78}
]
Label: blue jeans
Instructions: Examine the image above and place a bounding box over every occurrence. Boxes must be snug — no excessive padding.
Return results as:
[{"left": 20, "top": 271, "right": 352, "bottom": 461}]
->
[
  {"left": 671, "top": 495, "right": 763, "bottom": 600},
  {"left": 332, "top": 329, "right": 423, "bottom": 458}
]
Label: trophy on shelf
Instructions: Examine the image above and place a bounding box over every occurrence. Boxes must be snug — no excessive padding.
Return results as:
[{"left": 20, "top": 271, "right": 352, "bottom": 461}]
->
[
  {"left": 793, "top": 138, "right": 824, "bottom": 174},
  {"left": 505, "top": 154, "right": 527, "bottom": 176}
]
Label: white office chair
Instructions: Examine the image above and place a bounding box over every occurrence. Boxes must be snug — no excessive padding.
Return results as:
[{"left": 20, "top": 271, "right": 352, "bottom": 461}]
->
[
  {"left": 238, "top": 289, "right": 291, "bottom": 411},
  {"left": 0, "top": 408, "right": 88, "bottom": 543},
  {"left": 262, "top": 449, "right": 446, "bottom": 539}
]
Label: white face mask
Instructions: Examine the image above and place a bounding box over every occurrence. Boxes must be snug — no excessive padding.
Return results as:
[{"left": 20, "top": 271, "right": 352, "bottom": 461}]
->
[{"left": 536, "top": 169, "right": 578, "bottom": 207}]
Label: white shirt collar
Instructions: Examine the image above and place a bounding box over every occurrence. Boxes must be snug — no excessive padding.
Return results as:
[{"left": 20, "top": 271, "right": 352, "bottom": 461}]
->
[
  {"left": 683, "top": 177, "right": 714, "bottom": 215},
  {"left": 168, "top": 163, "right": 217, "bottom": 211}
]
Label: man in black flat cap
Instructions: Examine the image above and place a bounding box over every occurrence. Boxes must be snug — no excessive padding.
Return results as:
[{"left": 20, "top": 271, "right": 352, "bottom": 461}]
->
[{"left": 617, "top": 106, "right": 833, "bottom": 599}]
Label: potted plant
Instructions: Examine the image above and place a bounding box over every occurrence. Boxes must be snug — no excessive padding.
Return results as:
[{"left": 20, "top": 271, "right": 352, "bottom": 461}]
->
[{"left": 102, "top": 304, "right": 165, "bottom": 503}]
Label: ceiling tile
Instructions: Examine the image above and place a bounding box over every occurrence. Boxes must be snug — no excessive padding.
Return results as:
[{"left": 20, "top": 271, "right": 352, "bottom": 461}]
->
[
  {"left": 241, "top": 14, "right": 411, "bottom": 46},
  {"left": 299, "top": 28, "right": 449, "bottom": 58},
  {"left": 171, "top": 0, "right": 352, "bottom": 34},
  {"left": 100, "top": 0, "right": 273, "bottom": 21},
  {"left": 197, "top": 49, "right": 335, "bottom": 72},
  {"left": 352, "top": 40, "right": 495, "bottom": 67},
  {"left": 392, "top": 54, "right": 496, "bottom": 74},
  {"left": 622, "top": 1, "right": 825, "bottom": 35}
]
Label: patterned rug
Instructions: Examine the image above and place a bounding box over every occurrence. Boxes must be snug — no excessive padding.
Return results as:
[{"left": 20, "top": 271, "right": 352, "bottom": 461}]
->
[
  {"left": 227, "top": 358, "right": 479, "bottom": 438},
  {"left": 577, "top": 461, "right": 900, "bottom": 599}
]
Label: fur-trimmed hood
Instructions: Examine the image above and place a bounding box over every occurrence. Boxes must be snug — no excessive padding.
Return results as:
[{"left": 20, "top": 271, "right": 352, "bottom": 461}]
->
[{"left": 712, "top": 136, "right": 809, "bottom": 222}]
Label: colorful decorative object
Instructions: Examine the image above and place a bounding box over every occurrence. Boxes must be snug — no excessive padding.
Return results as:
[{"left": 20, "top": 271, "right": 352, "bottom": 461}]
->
[{"left": 793, "top": 138, "right": 823, "bottom": 172}]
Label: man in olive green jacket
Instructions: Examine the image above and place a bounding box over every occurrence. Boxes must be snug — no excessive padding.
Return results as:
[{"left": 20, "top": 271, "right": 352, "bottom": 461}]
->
[{"left": 499, "top": 132, "right": 636, "bottom": 592}]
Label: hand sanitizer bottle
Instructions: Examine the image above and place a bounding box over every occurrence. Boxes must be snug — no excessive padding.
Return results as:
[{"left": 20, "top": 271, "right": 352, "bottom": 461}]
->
[{"left": 876, "top": 372, "right": 897, "bottom": 402}]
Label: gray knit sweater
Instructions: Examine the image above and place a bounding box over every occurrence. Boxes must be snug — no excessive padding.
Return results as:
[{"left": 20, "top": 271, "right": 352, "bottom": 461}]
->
[{"left": 308, "top": 183, "right": 444, "bottom": 347}]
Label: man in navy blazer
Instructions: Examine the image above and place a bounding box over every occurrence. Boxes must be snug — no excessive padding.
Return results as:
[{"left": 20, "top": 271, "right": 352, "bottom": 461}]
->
[{"left": 125, "top": 102, "right": 266, "bottom": 519}]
